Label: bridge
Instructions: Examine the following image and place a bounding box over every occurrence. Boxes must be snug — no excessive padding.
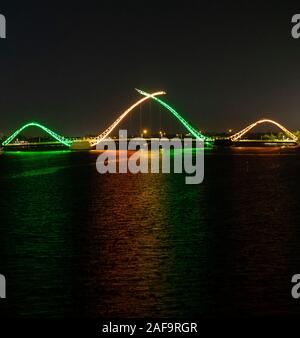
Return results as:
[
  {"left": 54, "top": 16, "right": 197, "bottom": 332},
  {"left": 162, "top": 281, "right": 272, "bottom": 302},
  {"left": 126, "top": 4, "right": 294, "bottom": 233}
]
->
[
  {"left": 2, "top": 122, "right": 73, "bottom": 148},
  {"left": 1, "top": 91, "right": 298, "bottom": 151},
  {"left": 1, "top": 89, "right": 207, "bottom": 151},
  {"left": 228, "top": 119, "right": 298, "bottom": 145}
]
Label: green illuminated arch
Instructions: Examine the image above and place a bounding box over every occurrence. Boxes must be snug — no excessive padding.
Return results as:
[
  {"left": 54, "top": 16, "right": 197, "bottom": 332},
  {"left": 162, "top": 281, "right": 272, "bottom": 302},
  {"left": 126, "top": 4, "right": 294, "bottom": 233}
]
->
[
  {"left": 136, "top": 89, "right": 207, "bottom": 140},
  {"left": 2, "top": 122, "right": 72, "bottom": 147}
]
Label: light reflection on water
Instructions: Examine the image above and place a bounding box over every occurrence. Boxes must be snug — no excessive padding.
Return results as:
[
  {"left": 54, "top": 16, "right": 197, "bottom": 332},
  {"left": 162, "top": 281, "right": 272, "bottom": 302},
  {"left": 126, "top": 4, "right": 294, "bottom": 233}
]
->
[{"left": 0, "top": 147, "right": 300, "bottom": 318}]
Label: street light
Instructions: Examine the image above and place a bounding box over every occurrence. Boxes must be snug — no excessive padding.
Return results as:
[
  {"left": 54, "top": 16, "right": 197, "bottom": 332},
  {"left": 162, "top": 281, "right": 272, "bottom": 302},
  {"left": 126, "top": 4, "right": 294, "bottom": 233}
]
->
[{"left": 142, "top": 129, "right": 148, "bottom": 138}]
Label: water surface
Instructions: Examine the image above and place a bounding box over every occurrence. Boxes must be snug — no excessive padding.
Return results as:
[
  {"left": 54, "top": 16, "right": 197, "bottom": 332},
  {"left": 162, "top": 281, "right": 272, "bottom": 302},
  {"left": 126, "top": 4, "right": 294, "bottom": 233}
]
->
[{"left": 1, "top": 147, "right": 300, "bottom": 318}]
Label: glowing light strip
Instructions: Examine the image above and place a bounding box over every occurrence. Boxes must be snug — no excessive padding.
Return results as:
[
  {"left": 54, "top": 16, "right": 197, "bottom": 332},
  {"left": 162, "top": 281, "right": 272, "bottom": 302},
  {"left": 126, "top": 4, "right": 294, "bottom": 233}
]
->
[
  {"left": 90, "top": 91, "right": 166, "bottom": 146},
  {"left": 136, "top": 89, "right": 206, "bottom": 140},
  {"left": 2, "top": 122, "right": 72, "bottom": 147},
  {"left": 230, "top": 119, "right": 298, "bottom": 142}
]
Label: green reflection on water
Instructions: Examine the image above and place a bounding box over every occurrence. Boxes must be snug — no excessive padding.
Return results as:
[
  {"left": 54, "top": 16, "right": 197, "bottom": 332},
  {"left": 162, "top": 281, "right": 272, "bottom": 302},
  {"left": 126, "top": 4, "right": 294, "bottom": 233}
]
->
[{"left": 4, "top": 150, "right": 72, "bottom": 156}]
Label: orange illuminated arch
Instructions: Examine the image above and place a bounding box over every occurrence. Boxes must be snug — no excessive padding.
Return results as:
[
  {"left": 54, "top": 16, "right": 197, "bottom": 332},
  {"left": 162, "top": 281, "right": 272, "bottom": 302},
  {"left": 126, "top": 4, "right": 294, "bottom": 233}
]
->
[{"left": 230, "top": 119, "right": 298, "bottom": 142}]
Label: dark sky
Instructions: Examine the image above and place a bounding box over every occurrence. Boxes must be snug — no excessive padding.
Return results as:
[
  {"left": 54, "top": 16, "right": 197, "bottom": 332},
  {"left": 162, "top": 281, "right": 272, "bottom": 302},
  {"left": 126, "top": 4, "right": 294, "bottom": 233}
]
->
[{"left": 1, "top": 1, "right": 300, "bottom": 136}]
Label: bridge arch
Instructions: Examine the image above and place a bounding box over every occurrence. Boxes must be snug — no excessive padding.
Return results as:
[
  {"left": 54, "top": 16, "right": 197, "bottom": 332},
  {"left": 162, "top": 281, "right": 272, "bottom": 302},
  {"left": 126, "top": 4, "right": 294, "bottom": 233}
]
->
[
  {"left": 91, "top": 90, "right": 206, "bottom": 147},
  {"left": 230, "top": 119, "right": 298, "bottom": 142},
  {"left": 136, "top": 89, "right": 206, "bottom": 141},
  {"left": 90, "top": 91, "right": 166, "bottom": 146},
  {"left": 2, "top": 122, "right": 72, "bottom": 147}
]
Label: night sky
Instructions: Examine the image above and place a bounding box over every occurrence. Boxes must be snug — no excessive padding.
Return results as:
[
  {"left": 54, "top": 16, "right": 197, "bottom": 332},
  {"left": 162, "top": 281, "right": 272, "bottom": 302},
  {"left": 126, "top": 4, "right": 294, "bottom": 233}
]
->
[{"left": 1, "top": 1, "right": 300, "bottom": 136}]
